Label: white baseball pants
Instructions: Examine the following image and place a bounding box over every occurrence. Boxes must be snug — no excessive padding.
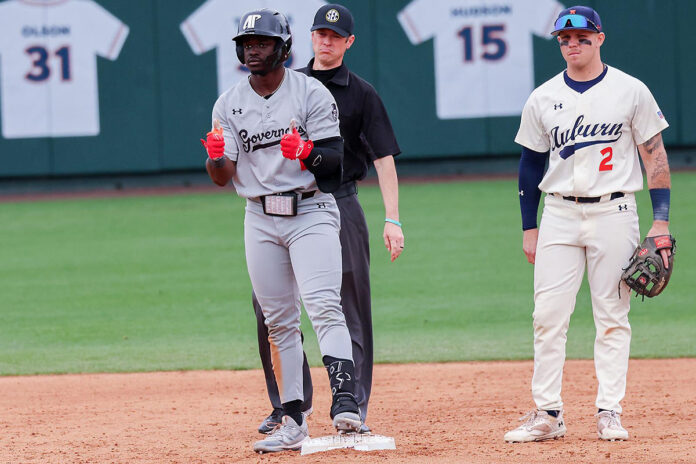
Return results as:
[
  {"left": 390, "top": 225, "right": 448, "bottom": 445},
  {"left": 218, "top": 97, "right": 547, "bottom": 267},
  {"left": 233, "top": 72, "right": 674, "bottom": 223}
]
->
[{"left": 532, "top": 193, "right": 640, "bottom": 414}]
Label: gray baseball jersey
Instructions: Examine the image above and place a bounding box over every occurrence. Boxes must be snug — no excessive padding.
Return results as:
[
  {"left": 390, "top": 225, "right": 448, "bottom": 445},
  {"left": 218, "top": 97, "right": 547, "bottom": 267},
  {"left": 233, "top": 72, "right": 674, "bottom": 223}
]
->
[{"left": 213, "top": 68, "right": 340, "bottom": 198}]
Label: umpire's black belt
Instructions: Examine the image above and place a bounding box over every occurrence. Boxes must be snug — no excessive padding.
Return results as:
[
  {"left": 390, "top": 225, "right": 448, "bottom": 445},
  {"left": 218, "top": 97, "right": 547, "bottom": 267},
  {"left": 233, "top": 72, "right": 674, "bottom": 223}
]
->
[
  {"left": 555, "top": 192, "right": 624, "bottom": 203},
  {"left": 333, "top": 181, "right": 357, "bottom": 199}
]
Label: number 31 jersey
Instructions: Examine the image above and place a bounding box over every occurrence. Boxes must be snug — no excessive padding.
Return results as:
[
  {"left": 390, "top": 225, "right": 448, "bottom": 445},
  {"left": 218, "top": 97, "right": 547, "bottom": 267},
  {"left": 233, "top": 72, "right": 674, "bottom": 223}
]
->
[
  {"left": 0, "top": 0, "right": 129, "bottom": 139},
  {"left": 515, "top": 66, "right": 669, "bottom": 197},
  {"left": 398, "top": 0, "right": 562, "bottom": 119}
]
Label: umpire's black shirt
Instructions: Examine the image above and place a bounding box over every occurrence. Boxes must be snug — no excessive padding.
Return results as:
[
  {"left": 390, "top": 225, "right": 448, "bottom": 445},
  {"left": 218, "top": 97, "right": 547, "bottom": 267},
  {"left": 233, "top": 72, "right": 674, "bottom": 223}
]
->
[{"left": 298, "top": 59, "right": 400, "bottom": 184}]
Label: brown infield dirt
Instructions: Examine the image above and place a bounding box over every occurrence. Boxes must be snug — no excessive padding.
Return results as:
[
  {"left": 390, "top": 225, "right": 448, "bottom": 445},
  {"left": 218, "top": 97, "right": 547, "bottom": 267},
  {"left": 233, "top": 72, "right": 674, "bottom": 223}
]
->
[{"left": 1, "top": 359, "right": 695, "bottom": 463}]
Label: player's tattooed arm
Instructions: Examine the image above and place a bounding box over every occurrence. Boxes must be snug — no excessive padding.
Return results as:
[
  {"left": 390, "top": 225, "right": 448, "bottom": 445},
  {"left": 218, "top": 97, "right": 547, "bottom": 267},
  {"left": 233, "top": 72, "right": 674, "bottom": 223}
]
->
[
  {"left": 639, "top": 132, "right": 671, "bottom": 242},
  {"left": 206, "top": 157, "right": 237, "bottom": 186},
  {"left": 638, "top": 132, "right": 671, "bottom": 189}
]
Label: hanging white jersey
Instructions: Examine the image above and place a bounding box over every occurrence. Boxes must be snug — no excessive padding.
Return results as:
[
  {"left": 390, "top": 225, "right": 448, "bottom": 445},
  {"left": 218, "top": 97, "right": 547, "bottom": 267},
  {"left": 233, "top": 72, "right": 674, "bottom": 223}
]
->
[
  {"left": 0, "top": 0, "right": 129, "bottom": 139},
  {"left": 397, "top": 0, "right": 562, "bottom": 119},
  {"left": 212, "top": 68, "right": 340, "bottom": 198},
  {"left": 515, "top": 65, "right": 669, "bottom": 196},
  {"left": 181, "top": 0, "right": 325, "bottom": 95}
]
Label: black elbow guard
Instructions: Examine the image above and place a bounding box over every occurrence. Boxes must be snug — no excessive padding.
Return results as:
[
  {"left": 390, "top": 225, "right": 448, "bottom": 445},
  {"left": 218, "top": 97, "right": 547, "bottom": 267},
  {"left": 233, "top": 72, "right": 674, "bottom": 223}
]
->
[{"left": 306, "top": 137, "right": 343, "bottom": 193}]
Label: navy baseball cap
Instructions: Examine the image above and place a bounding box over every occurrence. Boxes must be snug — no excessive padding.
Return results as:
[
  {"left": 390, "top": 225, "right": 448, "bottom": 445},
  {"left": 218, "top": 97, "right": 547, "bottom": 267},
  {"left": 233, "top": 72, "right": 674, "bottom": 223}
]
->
[
  {"left": 551, "top": 6, "right": 602, "bottom": 36},
  {"left": 311, "top": 4, "right": 354, "bottom": 37}
]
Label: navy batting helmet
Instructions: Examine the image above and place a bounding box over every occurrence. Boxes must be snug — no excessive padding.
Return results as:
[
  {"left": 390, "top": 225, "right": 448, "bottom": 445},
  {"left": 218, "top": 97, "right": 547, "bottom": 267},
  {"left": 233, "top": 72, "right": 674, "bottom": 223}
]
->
[{"left": 233, "top": 9, "right": 292, "bottom": 67}]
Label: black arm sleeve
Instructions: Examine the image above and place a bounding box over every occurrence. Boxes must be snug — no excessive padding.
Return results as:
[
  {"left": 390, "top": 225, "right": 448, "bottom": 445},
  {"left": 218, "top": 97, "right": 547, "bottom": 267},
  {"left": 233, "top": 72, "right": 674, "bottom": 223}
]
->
[
  {"left": 518, "top": 146, "right": 548, "bottom": 231},
  {"left": 306, "top": 137, "right": 343, "bottom": 193},
  {"left": 305, "top": 136, "right": 343, "bottom": 176}
]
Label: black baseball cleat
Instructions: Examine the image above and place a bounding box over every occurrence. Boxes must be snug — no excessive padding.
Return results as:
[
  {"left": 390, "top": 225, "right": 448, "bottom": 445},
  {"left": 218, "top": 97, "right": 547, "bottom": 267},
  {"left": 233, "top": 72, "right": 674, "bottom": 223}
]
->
[
  {"left": 330, "top": 393, "right": 362, "bottom": 433},
  {"left": 258, "top": 408, "right": 283, "bottom": 434}
]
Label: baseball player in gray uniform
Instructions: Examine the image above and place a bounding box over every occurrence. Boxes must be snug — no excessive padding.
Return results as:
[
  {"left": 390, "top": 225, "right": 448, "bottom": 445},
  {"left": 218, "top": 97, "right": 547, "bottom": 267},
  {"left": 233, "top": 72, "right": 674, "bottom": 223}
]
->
[{"left": 201, "top": 9, "right": 361, "bottom": 454}]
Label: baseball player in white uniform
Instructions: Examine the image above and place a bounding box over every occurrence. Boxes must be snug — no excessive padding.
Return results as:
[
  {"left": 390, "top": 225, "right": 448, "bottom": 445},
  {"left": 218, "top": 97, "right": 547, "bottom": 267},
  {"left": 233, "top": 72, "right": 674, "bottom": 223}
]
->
[
  {"left": 201, "top": 9, "right": 361, "bottom": 454},
  {"left": 504, "top": 6, "right": 673, "bottom": 443}
]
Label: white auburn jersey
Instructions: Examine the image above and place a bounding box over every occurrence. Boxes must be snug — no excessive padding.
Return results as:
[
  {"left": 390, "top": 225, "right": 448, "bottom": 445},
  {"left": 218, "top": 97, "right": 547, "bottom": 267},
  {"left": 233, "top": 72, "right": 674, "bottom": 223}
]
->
[
  {"left": 181, "top": 0, "right": 325, "bottom": 96},
  {"left": 397, "top": 0, "right": 562, "bottom": 119},
  {"left": 212, "top": 69, "right": 340, "bottom": 199},
  {"left": 0, "top": 0, "right": 129, "bottom": 139},
  {"left": 515, "top": 65, "right": 669, "bottom": 197}
]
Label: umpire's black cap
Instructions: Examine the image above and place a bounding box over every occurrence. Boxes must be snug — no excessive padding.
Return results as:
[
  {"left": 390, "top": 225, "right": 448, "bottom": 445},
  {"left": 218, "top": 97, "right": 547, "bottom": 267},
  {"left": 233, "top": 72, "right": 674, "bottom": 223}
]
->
[{"left": 311, "top": 4, "right": 354, "bottom": 37}]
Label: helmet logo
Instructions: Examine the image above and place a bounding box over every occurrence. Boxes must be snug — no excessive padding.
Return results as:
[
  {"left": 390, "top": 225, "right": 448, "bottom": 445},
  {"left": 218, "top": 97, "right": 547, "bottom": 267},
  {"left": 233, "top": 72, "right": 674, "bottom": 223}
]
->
[
  {"left": 325, "top": 9, "right": 340, "bottom": 23},
  {"left": 570, "top": 9, "right": 576, "bottom": 14},
  {"left": 243, "top": 14, "right": 262, "bottom": 29}
]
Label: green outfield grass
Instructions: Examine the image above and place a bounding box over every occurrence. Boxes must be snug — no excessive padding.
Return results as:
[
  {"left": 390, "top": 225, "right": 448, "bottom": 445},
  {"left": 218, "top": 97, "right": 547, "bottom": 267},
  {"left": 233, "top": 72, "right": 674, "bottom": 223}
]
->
[{"left": 1, "top": 173, "right": 694, "bottom": 375}]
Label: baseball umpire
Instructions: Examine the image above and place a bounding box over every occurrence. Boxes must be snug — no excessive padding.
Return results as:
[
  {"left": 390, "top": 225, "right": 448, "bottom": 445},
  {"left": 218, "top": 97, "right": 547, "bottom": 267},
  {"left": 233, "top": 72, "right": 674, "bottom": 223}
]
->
[
  {"left": 254, "top": 3, "right": 404, "bottom": 435},
  {"left": 504, "top": 5, "right": 673, "bottom": 443},
  {"left": 201, "top": 9, "right": 361, "bottom": 453}
]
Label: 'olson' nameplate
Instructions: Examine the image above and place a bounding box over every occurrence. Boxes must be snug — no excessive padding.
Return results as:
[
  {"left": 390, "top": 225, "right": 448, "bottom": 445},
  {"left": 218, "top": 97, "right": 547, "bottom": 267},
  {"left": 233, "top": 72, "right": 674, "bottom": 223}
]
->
[{"left": 262, "top": 192, "right": 298, "bottom": 217}]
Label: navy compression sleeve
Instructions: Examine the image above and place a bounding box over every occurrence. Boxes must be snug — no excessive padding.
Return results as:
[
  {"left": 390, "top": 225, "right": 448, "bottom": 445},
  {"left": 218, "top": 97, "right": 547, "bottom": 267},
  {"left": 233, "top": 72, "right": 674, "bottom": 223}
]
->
[{"left": 518, "top": 147, "right": 548, "bottom": 230}]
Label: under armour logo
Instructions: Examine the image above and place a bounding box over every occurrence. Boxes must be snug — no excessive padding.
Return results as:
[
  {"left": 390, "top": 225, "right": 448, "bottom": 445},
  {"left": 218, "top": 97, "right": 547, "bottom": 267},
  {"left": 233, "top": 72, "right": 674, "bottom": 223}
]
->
[
  {"left": 231, "top": 108, "right": 243, "bottom": 115},
  {"left": 317, "top": 202, "right": 327, "bottom": 209},
  {"left": 554, "top": 103, "right": 563, "bottom": 110},
  {"left": 618, "top": 204, "right": 628, "bottom": 211},
  {"left": 243, "top": 14, "right": 261, "bottom": 29},
  {"left": 519, "top": 190, "right": 524, "bottom": 196}
]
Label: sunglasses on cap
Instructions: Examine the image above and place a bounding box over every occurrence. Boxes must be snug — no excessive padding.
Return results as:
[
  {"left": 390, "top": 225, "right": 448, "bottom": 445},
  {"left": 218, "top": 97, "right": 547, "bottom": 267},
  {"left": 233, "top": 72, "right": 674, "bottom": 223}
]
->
[{"left": 552, "top": 14, "right": 600, "bottom": 35}]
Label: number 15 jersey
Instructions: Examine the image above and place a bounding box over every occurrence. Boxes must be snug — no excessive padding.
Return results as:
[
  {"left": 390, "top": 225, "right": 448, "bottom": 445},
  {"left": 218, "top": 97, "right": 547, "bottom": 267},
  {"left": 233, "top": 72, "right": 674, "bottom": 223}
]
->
[
  {"left": 0, "top": 0, "right": 129, "bottom": 139},
  {"left": 398, "top": 0, "right": 562, "bottom": 119},
  {"left": 515, "top": 65, "right": 669, "bottom": 197}
]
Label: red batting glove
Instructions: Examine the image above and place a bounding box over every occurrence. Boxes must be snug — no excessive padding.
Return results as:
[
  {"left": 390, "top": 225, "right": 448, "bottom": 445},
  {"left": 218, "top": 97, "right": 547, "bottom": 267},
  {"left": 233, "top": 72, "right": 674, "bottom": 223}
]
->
[
  {"left": 200, "top": 126, "right": 225, "bottom": 160},
  {"left": 280, "top": 128, "right": 313, "bottom": 161}
]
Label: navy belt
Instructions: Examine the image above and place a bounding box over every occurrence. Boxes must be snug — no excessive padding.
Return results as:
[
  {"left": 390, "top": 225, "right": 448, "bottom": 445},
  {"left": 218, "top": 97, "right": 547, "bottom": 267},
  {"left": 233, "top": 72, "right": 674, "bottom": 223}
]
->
[
  {"left": 558, "top": 192, "right": 624, "bottom": 203},
  {"left": 333, "top": 182, "right": 357, "bottom": 199}
]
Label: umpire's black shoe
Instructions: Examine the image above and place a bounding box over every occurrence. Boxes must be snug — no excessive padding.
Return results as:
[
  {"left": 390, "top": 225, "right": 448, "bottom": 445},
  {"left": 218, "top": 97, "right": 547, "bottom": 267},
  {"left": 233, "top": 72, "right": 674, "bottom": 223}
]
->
[
  {"left": 330, "top": 393, "right": 362, "bottom": 433},
  {"left": 258, "top": 408, "right": 283, "bottom": 434}
]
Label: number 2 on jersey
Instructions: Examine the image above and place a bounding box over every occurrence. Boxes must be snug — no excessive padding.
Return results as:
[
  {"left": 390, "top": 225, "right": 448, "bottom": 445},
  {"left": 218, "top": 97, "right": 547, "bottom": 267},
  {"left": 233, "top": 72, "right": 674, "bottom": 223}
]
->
[
  {"left": 599, "top": 147, "right": 613, "bottom": 171},
  {"left": 25, "top": 46, "right": 71, "bottom": 82},
  {"left": 458, "top": 24, "right": 507, "bottom": 62}
]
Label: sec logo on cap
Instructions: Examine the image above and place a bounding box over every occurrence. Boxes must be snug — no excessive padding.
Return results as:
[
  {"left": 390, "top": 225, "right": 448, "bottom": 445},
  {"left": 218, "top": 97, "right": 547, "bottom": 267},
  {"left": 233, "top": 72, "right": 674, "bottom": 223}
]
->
[{"left": 326, "top": 9, "right": 339, "bottom": 22}]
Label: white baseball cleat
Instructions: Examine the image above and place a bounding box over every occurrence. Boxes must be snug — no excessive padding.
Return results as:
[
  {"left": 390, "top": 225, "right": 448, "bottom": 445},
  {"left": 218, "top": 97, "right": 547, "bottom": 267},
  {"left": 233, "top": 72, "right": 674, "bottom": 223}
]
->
[
  {"left": 253, "top": 416, "right": 309, "bottom": 453},
  {"left": 597, "top": 410, "right": 629, "bottom": 441},
  {"left": 504, "top": 410, "right": 567, "bottom": 443}
]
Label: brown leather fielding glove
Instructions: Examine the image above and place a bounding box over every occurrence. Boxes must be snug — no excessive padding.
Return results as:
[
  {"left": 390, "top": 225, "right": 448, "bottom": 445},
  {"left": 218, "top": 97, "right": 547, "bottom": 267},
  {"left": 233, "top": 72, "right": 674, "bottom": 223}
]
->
[{"left": 621, "top": 235, "right": 676, "bottom": 298}]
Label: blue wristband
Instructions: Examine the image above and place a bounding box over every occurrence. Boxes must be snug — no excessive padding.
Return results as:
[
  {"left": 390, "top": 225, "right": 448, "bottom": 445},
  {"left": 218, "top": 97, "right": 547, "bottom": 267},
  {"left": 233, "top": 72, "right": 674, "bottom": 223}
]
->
[
  {"left": 649, "top": 188, "right": 670, "bottom": 222},
  {"left": 385, "top": 218, "right": 402, "bottom": 227}
]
